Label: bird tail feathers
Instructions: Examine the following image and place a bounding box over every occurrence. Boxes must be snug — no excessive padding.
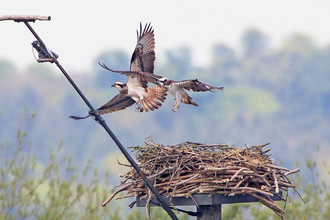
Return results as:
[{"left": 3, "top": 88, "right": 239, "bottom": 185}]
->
[
  {"left": 181, "top": 93, "right": 198, "bottom": 106},
  {"left": 139, "top": 86, "right": 167, "bottom": 112}
]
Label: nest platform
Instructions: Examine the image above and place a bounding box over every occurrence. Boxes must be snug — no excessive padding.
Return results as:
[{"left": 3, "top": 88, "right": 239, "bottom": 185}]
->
[{"left": 103, "top": 140, "right": 300, "bottom": 219}]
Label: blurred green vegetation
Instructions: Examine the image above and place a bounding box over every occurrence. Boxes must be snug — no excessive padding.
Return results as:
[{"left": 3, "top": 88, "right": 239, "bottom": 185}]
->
[
  {"left": 1, "top": 110, "right": 329, "bottom": 219},
  {"left": 0, "top": 109, "right": 191, "bottom": 220},
  {"left": 0, "top": 109, "right": 114, "bottom": 220}
]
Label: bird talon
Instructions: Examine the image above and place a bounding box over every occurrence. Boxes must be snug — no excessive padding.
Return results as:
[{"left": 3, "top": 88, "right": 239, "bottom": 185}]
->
[{"left": 135, "top": 105, "right": 143, "bottom": 112}]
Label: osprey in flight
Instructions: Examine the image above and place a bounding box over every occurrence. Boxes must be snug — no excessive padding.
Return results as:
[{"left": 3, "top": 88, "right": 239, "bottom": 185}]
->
[
  {"left": 157, "top": 77, "right": 224, "bottom": 112},
  {"left": 69, "top": 23, "right": 167, "bottom": 120},
  {"left": 98, "top": 67, "right": 224, "bottom": 112}
]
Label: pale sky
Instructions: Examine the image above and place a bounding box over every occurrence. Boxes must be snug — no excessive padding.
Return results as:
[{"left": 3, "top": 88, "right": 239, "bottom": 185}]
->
[{"left": 1, "top": 0, "right": 330, "bottom": 73}]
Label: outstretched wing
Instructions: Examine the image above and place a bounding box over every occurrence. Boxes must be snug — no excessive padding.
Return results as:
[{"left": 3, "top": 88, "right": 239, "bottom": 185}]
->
[
  {"left": 130, "top": 22, "right": 155, "bottom": 73},
  {"left": 99, "top": 62, "right": 161, "bottom": 86},
  {"left": 69, "top": 93, "right": 135, "bottom": 120},
  {"left": 96, "top": 93, "right": 136, "bottom": 114},
  {"left": 180, "top": 79, "right": 224, "bottom": 92}
]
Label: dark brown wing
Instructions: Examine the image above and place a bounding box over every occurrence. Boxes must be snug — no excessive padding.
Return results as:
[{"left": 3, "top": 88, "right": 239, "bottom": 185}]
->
[
  {"left": 99, "top": 62, "right": 162, "bottom": 86},
  {"left": 69, "top": 93, "right": 135, "bottom": 120},
  {"left": 180, "top": 79, "right": 224, "bottom": 92},
  {"left": 130, "top": 22, "right": 155, "bottom": 73},
  {"left": 96, "top": 93, "right": 136, "bottom": 114}
]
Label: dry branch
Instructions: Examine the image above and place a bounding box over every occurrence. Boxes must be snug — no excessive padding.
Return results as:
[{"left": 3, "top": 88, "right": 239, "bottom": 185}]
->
[
  {"left": 101, "top": 184, "right": 131, "bottom": 207},
  {"left": 284, "top": 168, "right": 300, "bottom": 176}
]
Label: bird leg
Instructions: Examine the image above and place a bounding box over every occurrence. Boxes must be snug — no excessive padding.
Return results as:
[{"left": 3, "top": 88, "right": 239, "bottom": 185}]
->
[
  {"left": 172, "top": 100, "right": 180, "bottom": 112},
  {"left": 136, "top": 106, "right": 144, "bottom": 112},
  {"left": 172, "top": 91, "right": 182, "bottom": 112},
  {"left": 135, "top": 101, "right": 144, "bottom": 112}
]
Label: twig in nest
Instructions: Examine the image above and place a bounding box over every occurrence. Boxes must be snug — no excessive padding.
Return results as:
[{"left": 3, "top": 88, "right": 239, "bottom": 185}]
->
[
  {"left": 101, "top": 184, "right": 131, "bottom": 207},
  {"left": 234, "top": 177, "right": 249, "bottom": 189},
  {"left": 173, "top": 174, "right": 200, "bottom": 186},
  {"left": 284, "top": 168, "right": 300, "bottom": 176},
  {"left": 129, "top": 201, "right": 136, "bottom": 208},
  {"left": 188, "top": 194, "right": 199, "bottom": 208},
  {"left": 115, "top": 194, "right": 135, "bottom": 200},
  {"left": 228, "top": 187, "right": 274, "bottom": 196},
  {"left": 251, "top": 193, "right": 285, "bottom": 219},
  {"left": 146, "top": 193, "right": 152, "bottom": 220},
  {"left": 273, "top": 169, "right": 279, "bottom": 193},
  {"left": 230, "top": 168, "right": 248, "bottom": 182},
  {"left": 117, "top": 158, "right": 131, "bottom": 167}
]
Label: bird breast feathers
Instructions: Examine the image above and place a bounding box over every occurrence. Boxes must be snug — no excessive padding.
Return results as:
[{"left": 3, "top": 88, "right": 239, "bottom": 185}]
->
[{"left": 127, "top": 77, "right": 148, "bottom": 97}]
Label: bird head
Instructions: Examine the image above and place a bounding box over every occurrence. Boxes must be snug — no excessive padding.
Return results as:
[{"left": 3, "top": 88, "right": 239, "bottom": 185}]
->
[
  {"left": 158, "top": 77, "right": 169, "bottom": 86},
  {"left": 112, "top": 82, "right": 126, "bottom": 91}
]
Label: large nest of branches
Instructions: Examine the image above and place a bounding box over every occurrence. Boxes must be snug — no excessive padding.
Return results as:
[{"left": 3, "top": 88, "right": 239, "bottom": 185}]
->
[{"left": 103, "top": 140, "right": 301, "bottom": 219}]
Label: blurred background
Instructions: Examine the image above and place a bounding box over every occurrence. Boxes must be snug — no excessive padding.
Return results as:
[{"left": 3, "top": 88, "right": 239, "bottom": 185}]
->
[{"left": 1, "top": 1, "right": 330, "bottom": 219}]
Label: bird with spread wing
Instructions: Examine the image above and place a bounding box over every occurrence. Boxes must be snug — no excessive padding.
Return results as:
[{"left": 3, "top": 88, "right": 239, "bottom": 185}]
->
[
  {"left": 69, "top": 23, "right": 167, "bottom": 120},
  {"left": 98, "top": 65, "right": 224, "bottom": 112}
]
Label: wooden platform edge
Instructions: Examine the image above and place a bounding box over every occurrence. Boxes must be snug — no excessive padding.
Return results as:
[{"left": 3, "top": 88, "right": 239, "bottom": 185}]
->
[{"left": 136, "top": 191, "right": 283, "bottom": 207}]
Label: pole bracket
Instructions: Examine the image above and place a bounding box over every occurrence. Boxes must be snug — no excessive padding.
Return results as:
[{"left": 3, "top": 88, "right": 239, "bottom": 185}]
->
[{"left": 31, "top": 40, "right": 59, "bottom": 63}]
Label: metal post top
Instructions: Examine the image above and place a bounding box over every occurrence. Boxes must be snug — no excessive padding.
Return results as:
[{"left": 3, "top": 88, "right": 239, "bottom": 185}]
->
[{"left": 0, "top": 15, "right": 51, "bottom": 22}]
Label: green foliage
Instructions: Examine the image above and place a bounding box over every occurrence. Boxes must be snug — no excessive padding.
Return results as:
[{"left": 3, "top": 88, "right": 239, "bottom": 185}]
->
[
  {"left": 93, "top": 50, "right": 129, "bottom": 88},
  {"left": 222, "top": 203, "right": 247, "bottom": 220},
  {"left": 222, "top": 86, "right": 281, "bottom": 117},
  {"left": 0, "top": 109, "right": 194, "bottom": 220},
  {"left": 165, "top": 47, "right": 192, "bottom": 77},
  {"left": 127, "top": 207, "right": 191, "bottom": 220},
  {"left": 282, "top": 33, "right": 316, "bottom": 56},
  {"left": 26, "top": 63, "right": 55, "bottom": 78},
  {"left": 280, "top": 146, "right": 330, "bottom": 220},
  {"left": 241, "top": 28, "right": 269, "bottom": 58},
  {"left": 0, "top": 109, "right": 111, "bottom": 219}
]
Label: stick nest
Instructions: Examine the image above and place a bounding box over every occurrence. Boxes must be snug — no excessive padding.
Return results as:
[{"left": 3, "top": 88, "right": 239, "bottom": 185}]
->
[{"left": 103, "top": 140, "right": 301, "bottom": 219}]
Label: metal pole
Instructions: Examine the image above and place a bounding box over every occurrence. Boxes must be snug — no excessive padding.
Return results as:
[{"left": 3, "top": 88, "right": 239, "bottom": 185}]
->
[
  {"left": 21, "top": 20, "right": 178, "bottom": 220},
  {"left": 197, "top": 205, "right": 222, "bottom": 220}
]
